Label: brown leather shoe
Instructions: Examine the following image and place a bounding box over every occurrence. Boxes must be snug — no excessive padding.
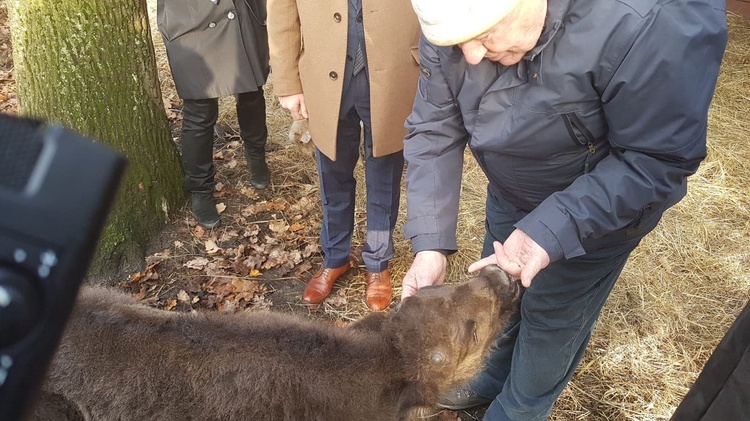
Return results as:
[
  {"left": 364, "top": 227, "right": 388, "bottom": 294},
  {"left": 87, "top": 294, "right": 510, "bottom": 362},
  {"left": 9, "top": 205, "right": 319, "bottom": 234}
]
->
[
  {"left": 366, "top": 270, "right": 393, "bottom": 311},
  {"left": 302, "top": 264, "right": 350, "bottom": 304}
]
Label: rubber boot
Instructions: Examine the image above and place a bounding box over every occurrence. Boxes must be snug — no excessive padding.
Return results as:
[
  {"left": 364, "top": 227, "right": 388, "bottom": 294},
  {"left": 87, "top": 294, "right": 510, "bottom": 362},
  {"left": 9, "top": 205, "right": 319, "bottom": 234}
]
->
[
  {"left": 246, "top": 151, "right": 270, "bottom": 189},
  {"left": 191, "top": 191, "right": 220, "bottom": 228}
]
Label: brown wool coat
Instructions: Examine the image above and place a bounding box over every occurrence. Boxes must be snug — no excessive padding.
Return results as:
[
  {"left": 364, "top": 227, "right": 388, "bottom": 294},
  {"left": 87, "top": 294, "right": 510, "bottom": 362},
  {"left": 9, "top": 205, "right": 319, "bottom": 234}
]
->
[{"left": 267, "top": 0, "right": 421, "bottom": 160}]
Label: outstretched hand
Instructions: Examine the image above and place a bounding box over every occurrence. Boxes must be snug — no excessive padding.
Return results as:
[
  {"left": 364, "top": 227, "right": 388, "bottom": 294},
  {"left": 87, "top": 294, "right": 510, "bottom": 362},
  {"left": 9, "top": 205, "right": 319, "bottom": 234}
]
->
[
  {"left": 468, "top": 229, "right": 550, "bottom": 288},
  {"left": 400, "top": 251, "right": 447, "bottom": 300},
  {"left": 278, "top": 93, "right": 308, "bottom": 120}
]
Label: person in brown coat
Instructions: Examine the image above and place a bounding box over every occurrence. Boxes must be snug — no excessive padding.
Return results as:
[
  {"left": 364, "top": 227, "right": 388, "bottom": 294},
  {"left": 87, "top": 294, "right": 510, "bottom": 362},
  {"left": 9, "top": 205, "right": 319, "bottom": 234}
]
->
[
  {"left": 267, "top": 0, "right": 421, "bottom": 310},
  {"left": 157, "top": 0, "right": 270, "bottom": 228}
]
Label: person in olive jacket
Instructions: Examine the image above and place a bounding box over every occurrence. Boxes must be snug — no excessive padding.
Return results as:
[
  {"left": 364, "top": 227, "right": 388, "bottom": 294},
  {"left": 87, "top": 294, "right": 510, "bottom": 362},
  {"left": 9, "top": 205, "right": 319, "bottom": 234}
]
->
[
  {"left": 267, "top": 0, "right": 421, "bottom": 311},
  {"left": 400, "top": 0, "right": 727, "bottom": 418},
  {"left": 157, "top": 0, "right": 270, "bottom": 228}
]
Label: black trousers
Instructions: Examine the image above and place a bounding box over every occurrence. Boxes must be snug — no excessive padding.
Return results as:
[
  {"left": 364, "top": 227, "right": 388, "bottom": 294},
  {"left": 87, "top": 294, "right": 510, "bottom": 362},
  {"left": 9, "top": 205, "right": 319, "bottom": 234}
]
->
[{"left": 181, "top": 89, "right": 267, "bottom": 193}]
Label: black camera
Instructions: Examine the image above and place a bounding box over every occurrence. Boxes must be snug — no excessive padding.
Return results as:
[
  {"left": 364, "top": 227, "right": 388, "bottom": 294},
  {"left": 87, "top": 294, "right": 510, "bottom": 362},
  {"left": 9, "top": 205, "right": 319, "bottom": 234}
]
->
[{"left": 0, "top": 113, "right": 126, "bottom": 420}]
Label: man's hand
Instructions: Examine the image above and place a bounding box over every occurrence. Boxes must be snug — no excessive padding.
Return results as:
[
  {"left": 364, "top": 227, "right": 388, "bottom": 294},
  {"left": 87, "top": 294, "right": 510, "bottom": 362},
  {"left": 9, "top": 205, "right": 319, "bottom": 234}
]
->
[
  {"left": 278, "top": 93, "right": 308, "bottom": 120},
  {"left": 468, "top": 229, "right": 550, "bottom": 288},
  {"left": 400, "top": 251, "right": 448, "bottom": 300}
]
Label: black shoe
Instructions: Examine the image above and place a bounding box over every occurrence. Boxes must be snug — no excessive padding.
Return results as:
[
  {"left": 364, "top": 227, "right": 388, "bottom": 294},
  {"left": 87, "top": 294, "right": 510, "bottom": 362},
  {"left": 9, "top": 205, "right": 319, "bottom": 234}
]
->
[
  {"left": 247, "top": 157, "right": 270, "bottom": 190},
  {"left": 437, "top": 385, "right": 493, "bottom": 411},
  {"left": 191, "top": 192, "right": 220, "bottom": 228}
]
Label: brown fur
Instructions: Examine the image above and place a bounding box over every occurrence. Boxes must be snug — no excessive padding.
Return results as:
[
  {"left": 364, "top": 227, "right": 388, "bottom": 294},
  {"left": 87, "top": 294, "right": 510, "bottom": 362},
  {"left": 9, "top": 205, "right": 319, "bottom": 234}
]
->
[{"left": 31, "top": 266, "right": 519, "bottom": 421}]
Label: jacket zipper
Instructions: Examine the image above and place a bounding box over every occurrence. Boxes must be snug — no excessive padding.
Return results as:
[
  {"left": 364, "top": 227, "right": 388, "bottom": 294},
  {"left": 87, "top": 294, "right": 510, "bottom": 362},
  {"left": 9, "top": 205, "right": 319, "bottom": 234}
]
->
[{"left": 562, "top": 112, "right": 597, "bottom": 172}]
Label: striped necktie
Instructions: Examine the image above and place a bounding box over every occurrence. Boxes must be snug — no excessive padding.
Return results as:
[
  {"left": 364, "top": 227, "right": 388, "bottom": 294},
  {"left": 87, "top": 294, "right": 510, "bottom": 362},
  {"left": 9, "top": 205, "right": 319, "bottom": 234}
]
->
[{"left": 353, "top": 42, "right": 365, "bottom": 76}]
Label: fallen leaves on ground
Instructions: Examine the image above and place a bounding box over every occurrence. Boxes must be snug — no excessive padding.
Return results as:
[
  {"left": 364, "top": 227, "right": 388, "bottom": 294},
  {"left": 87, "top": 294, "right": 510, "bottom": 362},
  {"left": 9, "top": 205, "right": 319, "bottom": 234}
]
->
[{"left": 121, "top": 135, "right": 323, "bottom": 313}]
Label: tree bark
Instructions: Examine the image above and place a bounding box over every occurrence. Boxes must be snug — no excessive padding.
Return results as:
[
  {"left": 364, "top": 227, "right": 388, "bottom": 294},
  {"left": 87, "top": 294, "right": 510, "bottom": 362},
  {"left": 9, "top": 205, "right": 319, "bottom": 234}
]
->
[{"left": 7, "top": 0, "right": 184, "bottom": 277}]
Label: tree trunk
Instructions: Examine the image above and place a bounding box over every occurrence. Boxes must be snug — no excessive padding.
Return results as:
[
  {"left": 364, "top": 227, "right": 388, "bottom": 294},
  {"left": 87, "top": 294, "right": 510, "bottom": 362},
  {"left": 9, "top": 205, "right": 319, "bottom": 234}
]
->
[{"left": 7, "top": 0, "right": 184, "bottom": 278}]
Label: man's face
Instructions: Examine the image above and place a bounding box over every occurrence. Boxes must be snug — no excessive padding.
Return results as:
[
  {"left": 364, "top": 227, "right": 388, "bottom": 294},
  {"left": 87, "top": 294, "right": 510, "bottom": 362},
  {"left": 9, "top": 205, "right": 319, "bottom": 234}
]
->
[{"left": 457, "top": 0, "right": 547, "bottom": 66}]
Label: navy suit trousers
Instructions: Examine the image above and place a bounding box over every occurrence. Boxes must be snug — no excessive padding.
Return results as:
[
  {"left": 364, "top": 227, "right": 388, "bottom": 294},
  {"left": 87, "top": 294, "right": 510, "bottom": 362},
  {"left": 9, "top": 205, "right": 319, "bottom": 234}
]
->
[{"left": 315, "top": 70, "right": 403, "bottom": 273}]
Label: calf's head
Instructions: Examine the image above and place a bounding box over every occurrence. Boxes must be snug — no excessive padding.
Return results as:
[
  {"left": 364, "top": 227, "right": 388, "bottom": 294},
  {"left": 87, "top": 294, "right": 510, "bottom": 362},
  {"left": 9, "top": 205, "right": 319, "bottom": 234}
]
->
[{"left": 389, "top": 265, "right": 520, "bottom": 399}]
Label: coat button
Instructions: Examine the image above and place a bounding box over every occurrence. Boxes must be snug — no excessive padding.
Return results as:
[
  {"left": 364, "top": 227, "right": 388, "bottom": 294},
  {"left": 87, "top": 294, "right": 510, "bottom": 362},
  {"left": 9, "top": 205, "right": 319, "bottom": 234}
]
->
[
  {"left": 208, "top": 22, "right": 217, "bottom": 28},
  {"left": 421, "top": 67, "right": 431, "bottom": 77},
  {"left": 227, "top": 11, "right": 236, "bottom": 19},
  {"left": 356, "top": 14, "right": 363, "bottom": 23},
  {"left": 329, "top": 71, "right": 338, "bottom": 80},
  {"left": 333, "top": 13, "right": 342, "bottom": 22}
]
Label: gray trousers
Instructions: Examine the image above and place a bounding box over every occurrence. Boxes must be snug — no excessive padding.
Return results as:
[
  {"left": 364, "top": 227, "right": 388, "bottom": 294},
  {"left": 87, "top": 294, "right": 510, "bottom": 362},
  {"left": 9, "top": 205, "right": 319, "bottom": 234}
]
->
[
  {"left": 315, "top": 70, "right": 403, "bottom": 273},
  {"left": 475, "top": 190, "right": 641, "bottom": 420}
]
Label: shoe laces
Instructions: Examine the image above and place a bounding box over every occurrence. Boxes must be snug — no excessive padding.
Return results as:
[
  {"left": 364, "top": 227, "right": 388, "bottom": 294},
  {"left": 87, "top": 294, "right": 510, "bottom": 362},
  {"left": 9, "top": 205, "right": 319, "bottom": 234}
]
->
[{"left": 369, "top": 272, "right": 385, "bottom": 284}]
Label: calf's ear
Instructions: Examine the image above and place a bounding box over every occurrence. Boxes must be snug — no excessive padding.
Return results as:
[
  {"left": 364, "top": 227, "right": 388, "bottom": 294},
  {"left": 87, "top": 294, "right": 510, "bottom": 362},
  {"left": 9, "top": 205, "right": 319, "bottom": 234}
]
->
[
  {"left": 394, "top": 295, "right": 417, "bottom": 313},
  {"left": 480, "top": 264, "right": 514, "bottom": 283},
  {"left": 349, "top": 312, "right": 388, "bottom": 332}
]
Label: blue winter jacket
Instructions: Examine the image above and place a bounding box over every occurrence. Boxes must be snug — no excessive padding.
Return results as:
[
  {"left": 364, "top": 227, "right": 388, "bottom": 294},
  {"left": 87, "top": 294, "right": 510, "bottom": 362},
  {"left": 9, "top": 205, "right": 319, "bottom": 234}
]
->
[{"left": 403, "top": 0, "right": 728, "bottom": 262}]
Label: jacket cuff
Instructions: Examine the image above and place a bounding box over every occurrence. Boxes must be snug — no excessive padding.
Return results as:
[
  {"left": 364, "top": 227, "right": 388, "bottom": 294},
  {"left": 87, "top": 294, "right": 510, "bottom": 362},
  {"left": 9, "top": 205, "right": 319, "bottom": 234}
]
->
[
  {"left": 516, "top": 207, "right": 585, "bottom": 262},
  {"left": 404, "top": 215, "right": 458, "bottom": 254},
  {"left": 271, "top": 76, "right": 303, "bottom": 97}
]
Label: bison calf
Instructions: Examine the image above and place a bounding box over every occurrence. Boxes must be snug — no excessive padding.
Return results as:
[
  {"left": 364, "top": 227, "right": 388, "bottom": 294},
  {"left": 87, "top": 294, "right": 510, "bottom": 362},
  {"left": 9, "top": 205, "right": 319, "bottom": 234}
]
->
[{"left": 31, "top": 265, "right": 519, "bottom": 421}]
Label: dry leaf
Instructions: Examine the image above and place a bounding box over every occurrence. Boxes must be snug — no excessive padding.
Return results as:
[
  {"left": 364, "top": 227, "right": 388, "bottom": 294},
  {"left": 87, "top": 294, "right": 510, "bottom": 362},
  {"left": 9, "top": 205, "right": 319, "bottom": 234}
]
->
[
  {"left": 165, "top": 299, "right": 177, "bottom": 311},
  {"left": 233, "top": 257, "right": 255, "bottom": 275},
  {"left": 216, "top": 202, "right": 227, "bottom": 215},
  {"left": 218, "top": 300, "right": 237, "bottom": 313},
  {"left": 302, "top": 244, "right": 319, "bottom": 258},
  {"left": 219, "top": 229, "right": 239, "bottom": 242},
  {"left": 268, "top": 219, "right": 289, "bottom": 233},
  {"left": 184, "top": 257, "right": 209, "bottom": 270},
  {"left": 231, "top": 278, "right": 260, "bottom": 293},
  {"left": 205, "top": 240, "right": 222, "bottom": 255},
  {"left": 177, "top": 290, "right": 190, "bottom": 302},
  {"left": 289, "top": 222, "right": 306, "bottom": 232},
  {"left": 145, "top": 250, "right": 170, "bottom": 266},
  {"left": 239, "top": 187, "right": 259, "bottom": 199}
]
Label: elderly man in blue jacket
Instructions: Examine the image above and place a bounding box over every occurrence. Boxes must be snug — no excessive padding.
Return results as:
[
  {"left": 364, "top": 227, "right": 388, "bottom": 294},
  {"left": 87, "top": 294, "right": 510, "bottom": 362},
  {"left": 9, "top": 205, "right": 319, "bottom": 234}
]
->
[{"left": 400, "top": 0, "right": 728, "bottom": 418}]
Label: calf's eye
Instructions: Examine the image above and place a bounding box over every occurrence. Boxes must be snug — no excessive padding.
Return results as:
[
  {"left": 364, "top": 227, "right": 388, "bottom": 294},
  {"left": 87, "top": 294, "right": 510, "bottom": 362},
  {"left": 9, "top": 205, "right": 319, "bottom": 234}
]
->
[{"left": 431, "top": 352, "right": 445, "bottom": 364}]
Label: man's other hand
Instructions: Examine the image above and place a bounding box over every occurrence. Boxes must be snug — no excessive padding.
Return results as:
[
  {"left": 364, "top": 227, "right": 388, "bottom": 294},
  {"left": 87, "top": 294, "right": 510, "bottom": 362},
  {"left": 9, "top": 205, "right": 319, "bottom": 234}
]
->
[
  {"left": 278, "top": 93, "right": 308, "bottom": 120},
  {"left": 468, "top": 229, "right": 550, "bottom": 288},
  {"left": 400, "top": 250, "right": 448, "bottom": 300}
]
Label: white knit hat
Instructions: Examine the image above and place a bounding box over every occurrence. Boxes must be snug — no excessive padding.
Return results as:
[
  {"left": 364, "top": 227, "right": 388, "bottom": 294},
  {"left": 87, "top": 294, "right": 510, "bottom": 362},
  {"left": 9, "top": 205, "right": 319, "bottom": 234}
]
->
[{"left": 411, "top": 0, "right": 521, "bottom": 46}]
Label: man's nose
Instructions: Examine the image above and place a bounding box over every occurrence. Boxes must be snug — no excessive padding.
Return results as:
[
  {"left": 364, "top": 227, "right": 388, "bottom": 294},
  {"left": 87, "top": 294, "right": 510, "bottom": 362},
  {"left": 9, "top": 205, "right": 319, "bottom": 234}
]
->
[{"left": 460, "top": 42, "right": 487, "bottom": 65}]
